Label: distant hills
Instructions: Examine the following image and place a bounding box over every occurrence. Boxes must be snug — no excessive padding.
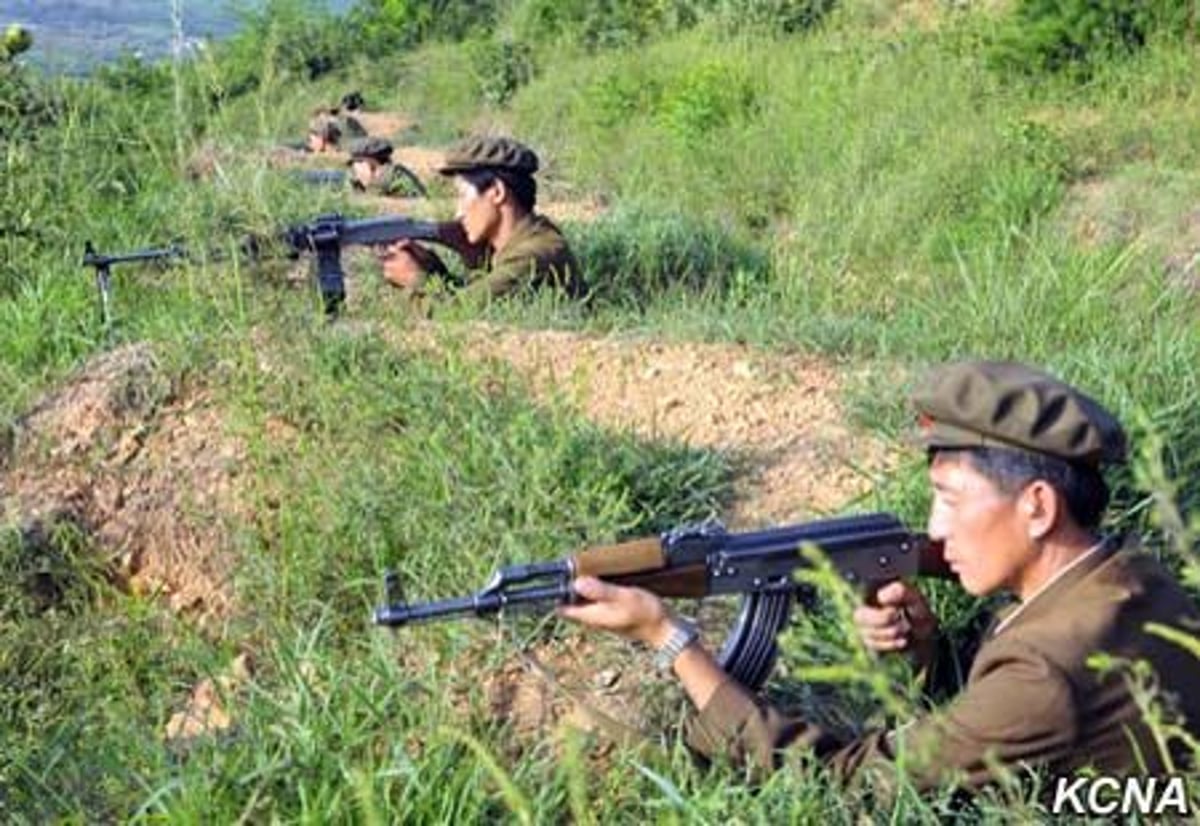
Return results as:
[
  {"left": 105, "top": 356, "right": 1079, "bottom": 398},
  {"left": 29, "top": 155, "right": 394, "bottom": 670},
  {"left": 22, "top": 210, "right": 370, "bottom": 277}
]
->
[{"left": 4, "top": 0, "right": 350, "bottom": 74}]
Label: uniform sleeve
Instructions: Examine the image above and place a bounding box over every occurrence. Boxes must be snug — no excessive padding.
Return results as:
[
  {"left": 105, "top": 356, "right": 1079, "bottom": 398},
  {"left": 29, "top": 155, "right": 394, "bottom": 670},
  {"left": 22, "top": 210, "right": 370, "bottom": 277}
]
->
[{"left": 687, "top": 638, "right": 1078, "bottom": 792}]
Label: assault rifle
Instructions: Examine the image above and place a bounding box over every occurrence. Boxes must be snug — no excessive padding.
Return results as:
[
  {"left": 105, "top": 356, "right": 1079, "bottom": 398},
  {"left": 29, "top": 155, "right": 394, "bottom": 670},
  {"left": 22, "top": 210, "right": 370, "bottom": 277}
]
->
[
  {"left": 374, "top": 512, "right": 951, "bottom": 691},
  {"left": 82, "top": 213, "right": 451, "bottom": 326}
]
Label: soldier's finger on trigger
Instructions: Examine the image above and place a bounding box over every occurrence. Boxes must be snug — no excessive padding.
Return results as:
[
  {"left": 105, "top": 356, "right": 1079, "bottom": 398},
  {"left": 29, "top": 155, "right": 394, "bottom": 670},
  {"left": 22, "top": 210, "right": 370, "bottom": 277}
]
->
[
  {"left": 855, "top": 606, "right": 893, "bottom": 630},
  {"left": 875, "top": 580, "right": 907, "bottom": 606}
]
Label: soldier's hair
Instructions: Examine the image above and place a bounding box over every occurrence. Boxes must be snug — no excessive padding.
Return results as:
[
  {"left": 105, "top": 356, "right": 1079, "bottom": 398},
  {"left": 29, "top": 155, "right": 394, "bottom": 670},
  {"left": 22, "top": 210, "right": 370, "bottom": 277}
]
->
[
  {"left": 932, "top": 447, "right": 1110, "bottom": 529},
  {"left": 460, "top": 169, "right": 537, "bottom": 213}
]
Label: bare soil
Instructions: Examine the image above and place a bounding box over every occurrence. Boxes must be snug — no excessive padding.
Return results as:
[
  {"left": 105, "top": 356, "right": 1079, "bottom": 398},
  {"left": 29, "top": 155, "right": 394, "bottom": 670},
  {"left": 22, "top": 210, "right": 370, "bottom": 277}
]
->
[
  {"left": 351, "top": 110, "right": 416, "bottom": 139},
  {"left": 404, "top": 321, "right": 896, "bottom": 528},
  {"left": 1, "top": 344, "right": 248, "bottom": 629}
]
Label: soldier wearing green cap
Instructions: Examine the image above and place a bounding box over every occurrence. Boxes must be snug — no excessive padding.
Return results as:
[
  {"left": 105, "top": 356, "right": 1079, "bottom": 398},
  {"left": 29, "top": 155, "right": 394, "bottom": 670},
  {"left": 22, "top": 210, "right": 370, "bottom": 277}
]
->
[
  {"left": 346, "top": 137, "right": 427, "bottom": 198},
  {"left": 380, "top": 135, "right": 584, "bottom": 311},
  {"left": 559, "top": 360, "right": 1200, "bottom": 795}
]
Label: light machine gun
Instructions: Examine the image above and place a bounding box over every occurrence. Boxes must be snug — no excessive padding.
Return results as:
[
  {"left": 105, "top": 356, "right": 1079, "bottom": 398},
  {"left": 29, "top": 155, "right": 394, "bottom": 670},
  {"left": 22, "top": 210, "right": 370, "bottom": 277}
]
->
[
  {"left": 374, "top": 512, "right": 951, "bottom": 692},
  {"left": 82, "top": 213, "right": 450, "bottom": 327}
]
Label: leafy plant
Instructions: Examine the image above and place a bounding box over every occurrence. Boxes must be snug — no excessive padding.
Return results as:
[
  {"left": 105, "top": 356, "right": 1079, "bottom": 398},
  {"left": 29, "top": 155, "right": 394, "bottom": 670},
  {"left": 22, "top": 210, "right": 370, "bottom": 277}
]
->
[
  {"left": 989, "top": 0, "right": 1198, "bottom": 79},
  {"left": 657, "top": 61, "right": 757, "bottom": 142},
  {"left": 467, "top": 38, "right": 537, "bottom": 106},
  {"left": 571, "top": 205, "right": 769, "bottom": 307}
]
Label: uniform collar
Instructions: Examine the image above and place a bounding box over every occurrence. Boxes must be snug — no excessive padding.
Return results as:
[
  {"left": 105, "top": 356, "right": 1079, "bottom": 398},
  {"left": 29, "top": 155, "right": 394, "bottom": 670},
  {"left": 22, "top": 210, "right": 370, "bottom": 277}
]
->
[{"left": 992, "top": 536, "right": 1118, "bottom": 637}]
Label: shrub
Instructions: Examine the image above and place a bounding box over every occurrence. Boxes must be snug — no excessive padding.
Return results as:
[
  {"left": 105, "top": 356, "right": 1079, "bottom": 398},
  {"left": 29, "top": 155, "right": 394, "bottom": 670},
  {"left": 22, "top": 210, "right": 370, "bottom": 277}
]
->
[
  {"left": 657, "top": 61, "right": 757, "bottom": 143},
  {"left": 508, "top": 0, "right": 705, "bottom": 51},
  {"left": 576, "top": 65, "right": 664, "bottom": 128},
  {"left": 989, "top": 0, "right": 1197, "bottom": 79},
  {"left": 466, "top": 37, "right": 537, "bottom": 107},
  {"left": 348, "top": 0, "right": 499, "bottom": 56},
  {"left": 213, "top": 0, "right": 357, "bottom": 100},
  {"left": 712, "top": 0, "right": 839, "bottom": 35},
  {"left": 570, "top": 205, "right": 769, "bottom": 308}
]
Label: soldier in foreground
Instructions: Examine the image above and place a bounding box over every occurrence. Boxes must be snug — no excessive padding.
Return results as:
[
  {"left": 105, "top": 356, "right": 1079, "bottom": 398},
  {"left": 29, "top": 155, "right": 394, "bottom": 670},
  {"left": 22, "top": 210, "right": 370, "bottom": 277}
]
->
[
  {"left": 379, "top": 135, "right": 583, "bottom": 312},
  {"left": 560, "top": 360, "right": 1200, "bottom": 793}
]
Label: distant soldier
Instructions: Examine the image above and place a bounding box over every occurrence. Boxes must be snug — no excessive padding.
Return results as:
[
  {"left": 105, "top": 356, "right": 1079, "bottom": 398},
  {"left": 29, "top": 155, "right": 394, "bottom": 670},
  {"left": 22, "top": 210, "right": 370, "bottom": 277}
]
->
[
  {"left": 304, "top": 109, "right": 366, "bottom": 155},
  {"left": 305, "top": 112, "right": 342, "bottom": 154},
  {"left": 346, "top": 137, "right": 427, "bottom": 198},
  {"left": 381, "top": 135, "right": 584, "bottom": 311}
]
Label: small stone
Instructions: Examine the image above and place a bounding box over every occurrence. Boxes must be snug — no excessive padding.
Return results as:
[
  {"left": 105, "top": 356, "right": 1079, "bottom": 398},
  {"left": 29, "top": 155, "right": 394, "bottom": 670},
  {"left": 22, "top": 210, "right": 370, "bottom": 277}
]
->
[{"left": 594, "top": 668, "right": 621, "bottom": 689}]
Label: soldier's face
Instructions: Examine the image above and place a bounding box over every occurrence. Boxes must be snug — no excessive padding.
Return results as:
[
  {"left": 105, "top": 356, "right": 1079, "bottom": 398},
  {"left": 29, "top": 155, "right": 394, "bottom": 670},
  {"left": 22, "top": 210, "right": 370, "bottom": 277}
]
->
[
  {"left": 926, "top": 453, "right": 1035, "bottom": 597},
  {"left": 454, "top": 177, "right": 501, "bottom": 245},
  {"left": 351, "top": 159, "right": 376, "bottom": 188}
]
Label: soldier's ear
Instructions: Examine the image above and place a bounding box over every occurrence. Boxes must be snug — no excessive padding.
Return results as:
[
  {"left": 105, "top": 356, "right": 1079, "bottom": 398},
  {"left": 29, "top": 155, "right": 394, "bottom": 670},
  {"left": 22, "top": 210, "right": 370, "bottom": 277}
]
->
[
  {"left": 487, "top": 177, "right": 510, "bottom": 206},
  {"left": 1021, "top": 480, "right": 1058, "bottom": 541}
]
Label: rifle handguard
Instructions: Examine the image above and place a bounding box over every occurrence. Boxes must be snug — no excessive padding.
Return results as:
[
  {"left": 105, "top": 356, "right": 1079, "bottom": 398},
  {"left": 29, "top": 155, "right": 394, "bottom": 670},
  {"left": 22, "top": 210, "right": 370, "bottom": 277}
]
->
[{"left": 572, "top": 538, "right": 665, "bottom": 578}]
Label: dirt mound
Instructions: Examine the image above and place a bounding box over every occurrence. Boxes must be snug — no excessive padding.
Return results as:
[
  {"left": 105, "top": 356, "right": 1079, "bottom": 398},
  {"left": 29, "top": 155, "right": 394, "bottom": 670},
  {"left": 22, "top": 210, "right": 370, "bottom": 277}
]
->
[
  {"left": 1, "top": 343, "right": 247, "bottom": 627},
  {"left": 406, "top": 322, "right": 896, "bottom": 527},
  {"left": 353, "top": 111, "right": 416, "bottom": 139}
]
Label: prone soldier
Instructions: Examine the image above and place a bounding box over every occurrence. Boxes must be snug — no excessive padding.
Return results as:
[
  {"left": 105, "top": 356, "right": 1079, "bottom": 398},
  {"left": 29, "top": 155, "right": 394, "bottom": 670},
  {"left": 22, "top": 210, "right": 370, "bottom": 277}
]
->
[
  {"left": 305, "top": 109, "right": 367, "bottom": 155},
  {"left": 380, "top": 135, "right": 584, "bottom": 312},
  {"left": 559, "top": 360, "right": 1200, "bottom": 795},
  {"left": 346, "top": 137, "right": 428, "bottom": 198}
]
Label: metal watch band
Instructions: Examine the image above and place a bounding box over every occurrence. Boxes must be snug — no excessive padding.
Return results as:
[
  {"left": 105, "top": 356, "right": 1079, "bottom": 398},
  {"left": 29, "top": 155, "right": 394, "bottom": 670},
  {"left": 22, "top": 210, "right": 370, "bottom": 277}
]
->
[{"left": 653, "top": 617, "right": 699, "bottom": 672}]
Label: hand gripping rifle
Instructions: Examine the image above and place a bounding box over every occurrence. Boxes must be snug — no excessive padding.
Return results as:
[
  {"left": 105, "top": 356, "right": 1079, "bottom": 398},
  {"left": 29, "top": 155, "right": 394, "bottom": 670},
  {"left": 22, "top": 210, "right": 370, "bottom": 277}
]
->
[
  {"left": 82, "top": 213, "right": 450, "bottom": 325},
  {"left": 274, "top": 213, "right": 444, "bottom": 317},
  {"left": 374, "top": 512, "right": 951, "bottom": 692}
]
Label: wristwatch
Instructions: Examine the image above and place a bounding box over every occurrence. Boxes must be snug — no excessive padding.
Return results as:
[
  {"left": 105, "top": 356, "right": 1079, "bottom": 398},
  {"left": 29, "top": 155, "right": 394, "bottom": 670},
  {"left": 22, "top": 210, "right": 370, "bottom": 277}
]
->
[{"left": 653, "top": 617, "right": 700, "bottom": 672}]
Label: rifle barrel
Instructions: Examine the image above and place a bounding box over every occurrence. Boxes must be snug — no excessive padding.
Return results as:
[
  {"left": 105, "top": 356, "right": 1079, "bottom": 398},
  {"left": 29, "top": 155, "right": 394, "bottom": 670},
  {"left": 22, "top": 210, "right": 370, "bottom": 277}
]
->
[{"left": 374, "top": 582, "right": 572, "bottom": 627}]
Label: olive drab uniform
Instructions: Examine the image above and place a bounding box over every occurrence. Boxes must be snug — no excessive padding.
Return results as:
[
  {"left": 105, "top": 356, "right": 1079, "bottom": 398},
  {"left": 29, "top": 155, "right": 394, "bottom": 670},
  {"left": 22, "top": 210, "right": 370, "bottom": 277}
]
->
[
  {"left": 687, "top": 536, "right": 1200, "bottom": 790},
  {"left": 405, "top": 135, "right": 584, "bottom": 314},
  {"left": 689, "top": 361, "right": 1200, "bottom": 794},
  {"left": 407, "top": 214, "right": 581, "bottom": 316},
  {"left": 369, "top": 162, "right": 427, "bottom": 199},
  {"left": 466, "top": 213, "right": 582, "bottom": 300}
]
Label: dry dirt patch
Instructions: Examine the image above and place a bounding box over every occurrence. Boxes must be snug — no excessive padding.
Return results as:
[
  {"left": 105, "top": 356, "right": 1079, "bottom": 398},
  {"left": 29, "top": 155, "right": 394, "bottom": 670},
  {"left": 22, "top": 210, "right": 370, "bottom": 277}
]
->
[
  {"left": 1, "top": 343, "right": 247, "bottom": 627},
  {"left": 405, "top": 321, "right": 898, "bottom": 528},
  {"left": 352, "top": 110, "right": 416, "bottom": 138}
]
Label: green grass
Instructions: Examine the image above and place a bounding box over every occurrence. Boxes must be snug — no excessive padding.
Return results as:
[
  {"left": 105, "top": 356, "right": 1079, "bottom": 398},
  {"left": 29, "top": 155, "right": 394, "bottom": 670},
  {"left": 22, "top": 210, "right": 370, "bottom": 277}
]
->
[{"left": 1, "top": 2, "right": 1199, "bottom": 821}]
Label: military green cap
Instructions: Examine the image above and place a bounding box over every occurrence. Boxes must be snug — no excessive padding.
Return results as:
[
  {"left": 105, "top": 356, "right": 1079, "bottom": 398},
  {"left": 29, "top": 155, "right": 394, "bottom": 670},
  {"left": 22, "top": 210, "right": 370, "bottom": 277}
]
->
[
  {"left": 347, "top": 136, "right": 393, "bottom": 164},
  {"left": 437, "top": 135, "right": 539, "bottom": 176},
  {"left": 912, "top": 360, "right": 1127, "bottom": 467}
]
